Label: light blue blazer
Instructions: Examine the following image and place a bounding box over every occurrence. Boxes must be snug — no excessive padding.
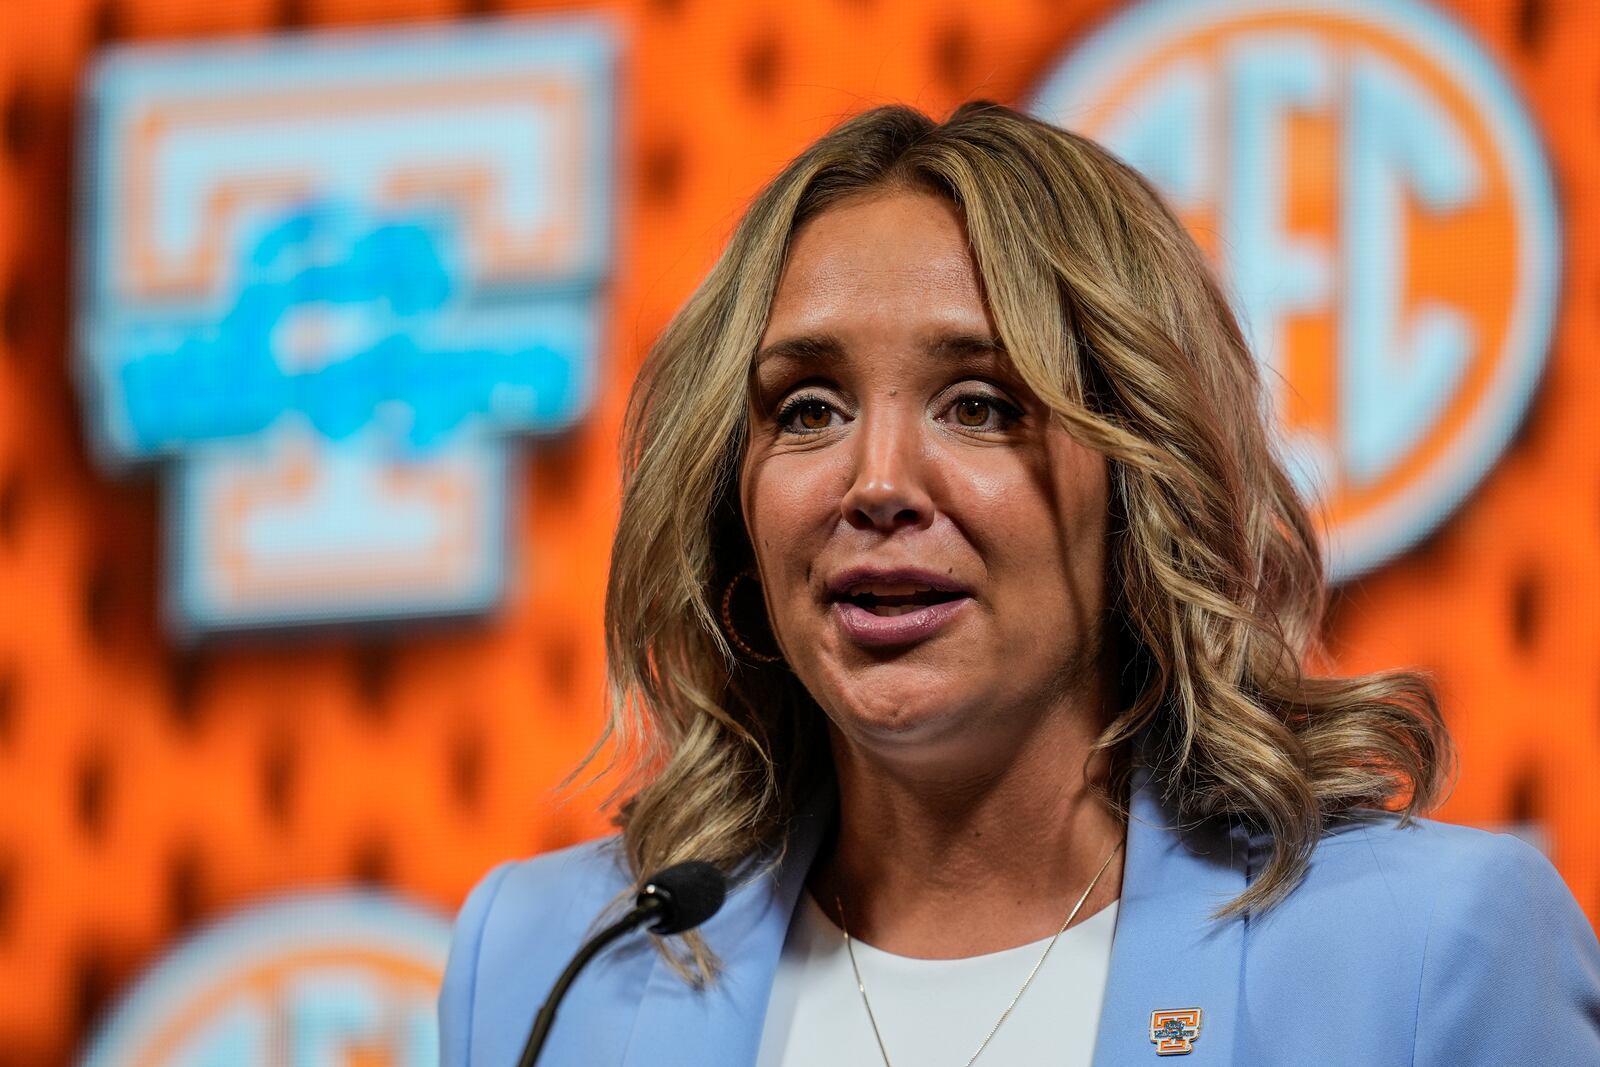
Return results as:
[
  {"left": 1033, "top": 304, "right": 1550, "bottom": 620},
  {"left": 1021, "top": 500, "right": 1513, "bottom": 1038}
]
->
[{"left": 439, "top": 766, "right": 1600, "bottom": 1065}]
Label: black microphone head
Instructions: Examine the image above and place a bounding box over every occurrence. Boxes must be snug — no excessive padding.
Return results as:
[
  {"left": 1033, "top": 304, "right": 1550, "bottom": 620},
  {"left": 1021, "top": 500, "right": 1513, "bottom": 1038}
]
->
[{"left": 637, "top": 861, "right": 727, "bottom": 935}]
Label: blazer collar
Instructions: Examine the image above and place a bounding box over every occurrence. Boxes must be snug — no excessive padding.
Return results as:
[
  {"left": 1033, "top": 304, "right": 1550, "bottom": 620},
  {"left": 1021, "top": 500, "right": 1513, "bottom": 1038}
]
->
[
  {"left": 1091, "top": 765, "right": 1248, "bottom": 1064},
  {"left": 620, "top": 767, "right": 1248, "bottom": 1065}
]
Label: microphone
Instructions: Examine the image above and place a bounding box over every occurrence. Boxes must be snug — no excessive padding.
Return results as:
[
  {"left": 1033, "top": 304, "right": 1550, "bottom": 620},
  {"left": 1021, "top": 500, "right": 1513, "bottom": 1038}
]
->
[{"left": 517, "top": 860, "right": 728, "bottom": 1067}]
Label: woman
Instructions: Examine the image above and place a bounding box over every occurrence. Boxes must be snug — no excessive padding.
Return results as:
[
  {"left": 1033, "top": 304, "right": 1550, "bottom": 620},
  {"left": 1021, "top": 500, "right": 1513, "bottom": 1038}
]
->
[{"left": 439, "top": 102, "right": 1600, "bottom": 1065}]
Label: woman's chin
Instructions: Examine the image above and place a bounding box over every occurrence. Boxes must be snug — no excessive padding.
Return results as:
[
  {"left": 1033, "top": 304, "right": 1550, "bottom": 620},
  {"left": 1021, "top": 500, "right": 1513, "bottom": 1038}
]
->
[
  {"left": 797, "top": 633, "right": 1007, "bottom": 752},
  {"left": 820, "top": 671, "right": 988, "bottom": 751}
]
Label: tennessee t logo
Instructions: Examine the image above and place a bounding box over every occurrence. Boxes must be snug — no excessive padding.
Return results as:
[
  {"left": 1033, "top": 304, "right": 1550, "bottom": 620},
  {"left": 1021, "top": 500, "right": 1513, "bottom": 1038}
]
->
[{"left": 1150, "top": 1007, "right": 1203, "bottom": 1055}]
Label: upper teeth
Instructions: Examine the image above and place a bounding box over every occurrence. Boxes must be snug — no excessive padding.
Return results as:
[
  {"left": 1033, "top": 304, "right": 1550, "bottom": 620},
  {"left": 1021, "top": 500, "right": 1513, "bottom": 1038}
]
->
[{"left": 855, "top": 584, "right": 933, "bottom": 596}]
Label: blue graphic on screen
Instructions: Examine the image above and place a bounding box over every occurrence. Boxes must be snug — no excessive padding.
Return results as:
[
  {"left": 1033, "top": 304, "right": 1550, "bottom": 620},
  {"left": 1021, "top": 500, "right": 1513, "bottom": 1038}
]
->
[{"left": 114, "top": 203, "right": 590, "bottom": 456}]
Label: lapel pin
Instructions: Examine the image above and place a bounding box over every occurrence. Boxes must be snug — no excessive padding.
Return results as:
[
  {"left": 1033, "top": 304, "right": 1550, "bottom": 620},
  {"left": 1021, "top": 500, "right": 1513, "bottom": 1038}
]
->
[{"left": 1150, "top": 1008, "right": 1202, "bottom": 1055}]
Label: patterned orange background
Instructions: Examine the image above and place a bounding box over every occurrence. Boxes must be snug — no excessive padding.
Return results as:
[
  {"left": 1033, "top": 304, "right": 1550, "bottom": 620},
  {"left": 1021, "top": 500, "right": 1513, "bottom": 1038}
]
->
[{"left": 0, "top": 0, "right": 1595, "bottom": 1063}]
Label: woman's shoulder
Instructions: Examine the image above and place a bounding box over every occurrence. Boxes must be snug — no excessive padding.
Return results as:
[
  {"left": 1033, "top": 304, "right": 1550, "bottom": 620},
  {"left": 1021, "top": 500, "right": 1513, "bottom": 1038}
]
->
[
  {"left": 1259, "top": 806, "right": 1583, "bottom": 935},
  {"left": 450, "top": 833, "right": 634, "bottom": 964},
  {"left": 474, "top": 833, "right": 634, "bottom": 913},
  {"left": 1241, "top": 808, "right": 1600, "bottom": 1064},
  {"left": 1315, "top": 805, "right": 1548, "bottom": 874},
  {"left": 440, "top": 835, "right": 643, "bottom": 1066},
  {"left": 1302, "top": 807, "right": 1571, "bottom": 912}
]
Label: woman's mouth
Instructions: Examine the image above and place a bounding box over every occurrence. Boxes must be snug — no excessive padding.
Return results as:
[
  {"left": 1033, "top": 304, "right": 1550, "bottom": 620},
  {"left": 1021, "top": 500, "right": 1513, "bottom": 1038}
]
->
[
  {"left": 838, "top": 585, "right": 967, "bottom": 615},
  {"left": 827, "top": 574, "right": 973, "bottom": 647}
]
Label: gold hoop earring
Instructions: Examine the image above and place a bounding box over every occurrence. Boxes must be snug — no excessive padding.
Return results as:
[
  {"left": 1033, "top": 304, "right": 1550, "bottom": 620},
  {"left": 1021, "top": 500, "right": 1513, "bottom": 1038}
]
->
[{"left": 719, "top": 569, "right": 784, "bottom": 664}]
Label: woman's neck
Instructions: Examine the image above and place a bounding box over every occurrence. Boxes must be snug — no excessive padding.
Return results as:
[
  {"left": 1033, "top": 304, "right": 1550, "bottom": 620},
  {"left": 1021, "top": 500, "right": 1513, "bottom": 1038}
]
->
[{"left": 808, "top": 716, "right": 1127, "bottom": 960}]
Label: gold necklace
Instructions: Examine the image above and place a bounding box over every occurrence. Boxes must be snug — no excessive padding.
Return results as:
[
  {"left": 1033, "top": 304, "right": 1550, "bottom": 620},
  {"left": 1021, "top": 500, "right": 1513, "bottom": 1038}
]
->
[{"left": 834, "top": 839, "right": 1123, "bottom": 1067}]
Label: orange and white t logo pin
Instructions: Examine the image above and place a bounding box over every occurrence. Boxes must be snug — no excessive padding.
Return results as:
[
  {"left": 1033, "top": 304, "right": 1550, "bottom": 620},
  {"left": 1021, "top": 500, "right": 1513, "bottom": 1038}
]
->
[{"left": 1150, "top": 1008, "right": 1203, "bottom": 1055}]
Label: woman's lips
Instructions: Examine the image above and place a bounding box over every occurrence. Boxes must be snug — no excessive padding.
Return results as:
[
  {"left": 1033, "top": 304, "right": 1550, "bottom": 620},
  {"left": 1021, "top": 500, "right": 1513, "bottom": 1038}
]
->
[{"left": 831, "top": 595, "right": 971, "bottom": 647}]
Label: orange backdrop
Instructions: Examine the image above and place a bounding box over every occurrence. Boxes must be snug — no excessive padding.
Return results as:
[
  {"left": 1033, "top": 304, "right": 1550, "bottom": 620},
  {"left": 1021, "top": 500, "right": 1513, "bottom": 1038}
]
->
[{"left": 0, "top": 0, "right": 1596, "bottom": 1063}]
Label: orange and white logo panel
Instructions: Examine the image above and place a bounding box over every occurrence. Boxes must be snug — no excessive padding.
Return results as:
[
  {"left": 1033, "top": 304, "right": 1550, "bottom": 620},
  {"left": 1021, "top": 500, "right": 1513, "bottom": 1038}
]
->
[{"left": 1031, "top": 0, "right": 1560, "bottom": 579}]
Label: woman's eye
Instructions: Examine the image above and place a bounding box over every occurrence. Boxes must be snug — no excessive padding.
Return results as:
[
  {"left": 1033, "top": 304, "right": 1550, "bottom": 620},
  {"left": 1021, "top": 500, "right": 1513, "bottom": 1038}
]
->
[
  {"left": 944, "top": 394, "right": 1020, "bottom": 432},
  {"left": 776, "top": 397, "right": 838, "bottom": 434},
  {"left": 954, "top": 399, "right": 990, "bottom": 427}
]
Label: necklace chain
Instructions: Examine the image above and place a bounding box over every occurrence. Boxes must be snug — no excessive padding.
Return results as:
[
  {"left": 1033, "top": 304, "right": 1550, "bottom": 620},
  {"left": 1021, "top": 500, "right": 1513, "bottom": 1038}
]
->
[{"left": 834, "top": 840, "right": 1123, "bottom": 1067}]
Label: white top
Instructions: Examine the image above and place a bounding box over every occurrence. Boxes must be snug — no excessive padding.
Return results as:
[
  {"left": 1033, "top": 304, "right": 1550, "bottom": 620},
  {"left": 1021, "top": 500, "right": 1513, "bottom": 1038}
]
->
[{"left": 755, "top": 891, "right": 1120, "bottom": 1067}]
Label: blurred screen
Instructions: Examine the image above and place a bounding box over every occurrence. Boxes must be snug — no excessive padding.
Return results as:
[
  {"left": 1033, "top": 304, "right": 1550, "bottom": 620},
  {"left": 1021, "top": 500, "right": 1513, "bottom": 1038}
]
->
[{"left": 0, "top": 0, "right": 1591, "bottom": 1063}]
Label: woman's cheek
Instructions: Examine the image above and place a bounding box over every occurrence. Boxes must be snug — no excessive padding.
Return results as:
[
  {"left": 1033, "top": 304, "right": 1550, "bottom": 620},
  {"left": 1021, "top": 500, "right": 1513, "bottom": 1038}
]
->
[
  {"left": 766, "top": 449, "right": 847, "bottom": 531},
  {"left": 746, "top": 458, "right": 829, "bottom": 621}
]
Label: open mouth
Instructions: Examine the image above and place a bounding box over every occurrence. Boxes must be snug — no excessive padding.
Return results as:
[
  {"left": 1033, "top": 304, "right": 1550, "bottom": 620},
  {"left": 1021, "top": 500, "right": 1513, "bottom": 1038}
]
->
[
  {"left": 838, "top": 586, "right": 968, "bottom": 616},
  {"left": 826, "top": 571, "right": 974, "bottom": 647}
]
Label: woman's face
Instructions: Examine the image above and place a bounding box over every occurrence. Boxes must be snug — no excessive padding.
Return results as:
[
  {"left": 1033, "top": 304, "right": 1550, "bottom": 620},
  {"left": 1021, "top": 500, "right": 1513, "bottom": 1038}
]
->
[{"left": 740, "top": 189, "right": 1112, "bottom": 772}]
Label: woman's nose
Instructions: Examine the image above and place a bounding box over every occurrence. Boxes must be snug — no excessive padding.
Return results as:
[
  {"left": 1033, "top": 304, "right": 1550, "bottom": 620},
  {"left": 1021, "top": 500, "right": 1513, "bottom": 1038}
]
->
[{"left": 839, "top": 409, "right": 934, "bottom": 533}]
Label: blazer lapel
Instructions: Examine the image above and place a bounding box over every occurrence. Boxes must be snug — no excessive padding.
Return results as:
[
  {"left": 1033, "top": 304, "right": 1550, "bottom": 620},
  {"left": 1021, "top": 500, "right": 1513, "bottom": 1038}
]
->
[
  {"left": 619, "top": 797, "right": 832, "bottom": 1067},
  {"left": 616, "top": 766, "right": 1248, "bottom": 1066},
  {"left": 1091, "top": 767, "right": 1248, "bottom": 1064}
]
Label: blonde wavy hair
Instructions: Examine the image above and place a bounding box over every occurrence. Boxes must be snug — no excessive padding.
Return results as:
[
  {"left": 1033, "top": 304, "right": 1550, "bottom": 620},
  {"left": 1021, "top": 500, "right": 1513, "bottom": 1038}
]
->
[{"left": 597, "top": 101, "right": 1453, "bottom": 979}]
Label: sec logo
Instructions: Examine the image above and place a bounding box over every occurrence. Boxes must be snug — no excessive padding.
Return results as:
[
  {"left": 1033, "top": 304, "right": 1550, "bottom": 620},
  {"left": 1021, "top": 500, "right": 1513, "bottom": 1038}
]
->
[
  {"left": 1030, "top": 0, "right": 1560, "bottom": 580},
  {"left": 78, "top": 892, "right": 451, "bottom": 1067}
]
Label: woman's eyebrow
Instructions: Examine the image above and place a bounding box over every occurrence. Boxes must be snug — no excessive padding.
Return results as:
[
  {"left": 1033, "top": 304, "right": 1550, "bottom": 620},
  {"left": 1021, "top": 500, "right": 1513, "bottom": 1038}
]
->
[
  {"left": 753, "top": 334, "right": 847, "bottom": 369},
  {"left": 926, "top": 333, "right": 1007, "bottom": 360},
  {"left": 754, "top": 331, "right": 1005, "bottom": 368}
]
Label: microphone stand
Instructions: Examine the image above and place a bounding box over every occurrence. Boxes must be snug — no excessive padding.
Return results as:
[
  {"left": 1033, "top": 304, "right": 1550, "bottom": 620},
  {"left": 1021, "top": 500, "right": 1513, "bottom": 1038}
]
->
[
  {"left": 517, "top": 860, "right": 724, "bottom": 1067},
  {"left": 517, "top": 898, "right": 663, "bottom": 1067}
]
